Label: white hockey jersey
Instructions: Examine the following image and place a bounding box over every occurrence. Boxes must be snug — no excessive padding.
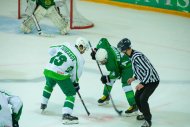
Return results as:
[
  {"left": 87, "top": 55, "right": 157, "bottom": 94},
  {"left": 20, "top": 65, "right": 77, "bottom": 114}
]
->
[
  {"left": 0, "top": 90, "right": 23, "bottom": 127},
  {"left": 44, "top": 43, "right": 85, "bottom": 82},
  {"left": 0, "top": 91, "right": 13, "bottom": 127}
]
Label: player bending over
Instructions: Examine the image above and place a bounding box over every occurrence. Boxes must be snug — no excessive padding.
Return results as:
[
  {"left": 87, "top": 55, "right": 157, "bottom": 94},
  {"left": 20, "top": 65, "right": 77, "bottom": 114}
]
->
[
  {"left": 90, "top": 38, "right": 138, "bottom": 116},
  {"left": 40, "top": 37, "right": 89, "bottom": 124}
]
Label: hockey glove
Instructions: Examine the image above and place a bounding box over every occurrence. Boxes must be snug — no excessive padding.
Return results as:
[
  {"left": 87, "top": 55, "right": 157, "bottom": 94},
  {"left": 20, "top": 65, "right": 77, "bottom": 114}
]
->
[
  {"left": 101, "top": 75, "right": 111, "bottom": 84},
  {"left": 90, "top": 48, "right": 97, "bottom": 60},
  {"left": 73, "top": 82, "right": 80, "bottom": 92}
]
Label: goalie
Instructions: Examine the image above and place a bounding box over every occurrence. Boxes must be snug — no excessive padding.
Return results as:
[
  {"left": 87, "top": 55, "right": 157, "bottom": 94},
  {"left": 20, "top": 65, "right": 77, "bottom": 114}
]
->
[{"left": 20, "top": 0, "right": 69, "bottom": 35}]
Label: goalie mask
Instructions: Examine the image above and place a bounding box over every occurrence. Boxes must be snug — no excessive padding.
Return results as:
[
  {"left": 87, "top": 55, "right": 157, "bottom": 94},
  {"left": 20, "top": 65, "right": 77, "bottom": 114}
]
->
[
  {"left": 95, "top": 48, "right": 108, "bottom": 65},
  {"left": 75, "top": 37, "right": 89, "bottom": 54}
]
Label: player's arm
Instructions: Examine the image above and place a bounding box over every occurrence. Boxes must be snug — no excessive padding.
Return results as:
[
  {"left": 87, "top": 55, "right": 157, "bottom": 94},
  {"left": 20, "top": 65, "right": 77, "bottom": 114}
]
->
[
  {"left": 90, "top": 38, "right": 110, "bottom": 60},
  {"left": 96, "top": 38, "right": 111, "bottom": 49}
]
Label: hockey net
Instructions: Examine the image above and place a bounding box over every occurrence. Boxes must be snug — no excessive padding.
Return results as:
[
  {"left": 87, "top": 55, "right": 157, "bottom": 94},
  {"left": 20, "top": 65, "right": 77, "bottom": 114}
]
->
[{"left": 18, "top": 0, "right": 94, "bottom": 29}]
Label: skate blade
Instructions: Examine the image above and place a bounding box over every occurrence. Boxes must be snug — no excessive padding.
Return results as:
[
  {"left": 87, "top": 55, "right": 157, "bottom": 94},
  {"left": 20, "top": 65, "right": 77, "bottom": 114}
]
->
[
  {"left": 124, "top": 111, "right": 138, "bottom": 117},
  {"left": 98, "top": 101, "right": 109, "bottom": 106},
  {"left": 62, "top": 120, "right": 79, "bottom": 124},
  {"left": 41, "top": 109, "right": 46, "bottom": 114}
]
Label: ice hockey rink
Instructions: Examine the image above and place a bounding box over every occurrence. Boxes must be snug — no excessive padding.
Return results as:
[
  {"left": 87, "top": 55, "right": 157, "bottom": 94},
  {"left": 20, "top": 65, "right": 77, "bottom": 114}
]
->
[{"left": 0, "top": 0, "right": 190, "bottom": 127}]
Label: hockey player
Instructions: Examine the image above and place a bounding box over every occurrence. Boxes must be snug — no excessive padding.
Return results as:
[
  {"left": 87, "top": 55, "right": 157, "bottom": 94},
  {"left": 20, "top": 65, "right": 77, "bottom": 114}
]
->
[
  {"left": 0, "top": 90, "right": 23, "bottom": 127},
  {"left": 40, "top": 37, "right": 89, "bottom": 124},
  {"left": 90, "top": 38, "right": 138, "bottom": 116},
  {"left": 20, "top": 0, "right": 69, "bottom": 35}
]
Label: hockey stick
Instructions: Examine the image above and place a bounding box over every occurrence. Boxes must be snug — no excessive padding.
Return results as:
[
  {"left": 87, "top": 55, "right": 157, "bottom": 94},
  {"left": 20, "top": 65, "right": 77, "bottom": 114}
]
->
[
  {"left": 77, "top": 91, "right": 90, "bottom": 116},
  {"left": 31, "top": 14, "right": 54, "bottom": 37},
  {"left": 88, "top": 41, "right": 123, "bottom": 116}
]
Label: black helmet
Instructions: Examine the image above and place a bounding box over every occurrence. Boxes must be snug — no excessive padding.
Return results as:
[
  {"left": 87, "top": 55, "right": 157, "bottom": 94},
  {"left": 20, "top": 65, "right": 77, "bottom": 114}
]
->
[{"left": 117, "top": 38, "right": 131, "bottom": 52}]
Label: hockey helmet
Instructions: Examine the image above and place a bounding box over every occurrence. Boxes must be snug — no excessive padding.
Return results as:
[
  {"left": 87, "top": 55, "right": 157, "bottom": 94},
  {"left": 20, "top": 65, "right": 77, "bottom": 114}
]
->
[
  {"left": 75, "top": 37, "right": 89, "bottom": 54},
  {"left": 117, "top": 38, "right": 131, "bottom": 52},
  {"left": 95, "top": 48, "right": 108, "bottom": 65}
]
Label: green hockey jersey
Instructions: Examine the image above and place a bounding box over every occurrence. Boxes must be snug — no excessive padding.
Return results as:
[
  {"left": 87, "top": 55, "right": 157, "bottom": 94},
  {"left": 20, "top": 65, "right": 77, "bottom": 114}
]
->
[
  {"left": 96, "top": 38, "right": 121, "bottom": 79},
  {"left": 96, "top": 38, "right": 133, "bottom": 81},
  {"left": 32, "top": 0, "right": 55, "bottom": 9}
]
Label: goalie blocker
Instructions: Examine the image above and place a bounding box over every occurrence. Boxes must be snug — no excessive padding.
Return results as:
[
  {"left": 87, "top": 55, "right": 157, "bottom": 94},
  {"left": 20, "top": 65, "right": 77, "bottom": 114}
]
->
[{"left": 20, "top": 0, "right": 69, "bottom": 35}]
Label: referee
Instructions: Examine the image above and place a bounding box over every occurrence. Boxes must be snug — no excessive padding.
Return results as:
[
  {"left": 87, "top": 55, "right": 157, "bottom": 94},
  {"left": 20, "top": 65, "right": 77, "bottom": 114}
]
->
[{"left": 117, "top": 38, "right": 159, "bottom": 127}]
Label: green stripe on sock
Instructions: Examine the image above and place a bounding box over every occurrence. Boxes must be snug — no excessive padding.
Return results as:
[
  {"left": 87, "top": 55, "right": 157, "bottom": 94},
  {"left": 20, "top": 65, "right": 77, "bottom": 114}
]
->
[
  {"left": 63, "top": 96, "right": 75, "bottom": 109},
  {"left": 43, "top": 85, "right": 53, "bottom": 98}
]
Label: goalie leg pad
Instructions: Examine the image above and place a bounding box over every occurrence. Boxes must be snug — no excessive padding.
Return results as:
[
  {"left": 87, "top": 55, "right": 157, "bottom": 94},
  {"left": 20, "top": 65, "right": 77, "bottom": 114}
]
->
[
  {"left": 34, "top": 5, "right": 47, "bottom": 20},
  {"left": 20, "top": 6, "right": 46, "bottom": 33},
  {"left": 20, "top": 17, "right": 34, "bottom": 33},
  {"left": 25, "top": 0, "right": 36, "bottom": 16},
  {"left": 20, "top": 24, "right": 31, "bottom": 33},
  {"left": 47, "top": 6, "right": 70, "bottom": 35}
]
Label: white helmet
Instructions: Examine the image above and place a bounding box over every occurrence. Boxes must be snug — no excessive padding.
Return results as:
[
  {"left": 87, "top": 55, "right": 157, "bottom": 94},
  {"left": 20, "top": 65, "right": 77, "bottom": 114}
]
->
[
  {"left": 75, "top": 37, "right": 89, "bottom": 53},
  {"left": 95, "top": 48, "right": 108, "bottom": 64}
]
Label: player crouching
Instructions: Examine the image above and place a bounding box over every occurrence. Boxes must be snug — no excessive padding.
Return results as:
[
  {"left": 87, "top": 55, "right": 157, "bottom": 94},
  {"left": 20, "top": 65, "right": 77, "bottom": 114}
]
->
[
  {"left": 20, "top": 0, "right": 69, "bottom": 35},
  {"left": 40, "top": 37, "right": 89, "bottom": 124}
]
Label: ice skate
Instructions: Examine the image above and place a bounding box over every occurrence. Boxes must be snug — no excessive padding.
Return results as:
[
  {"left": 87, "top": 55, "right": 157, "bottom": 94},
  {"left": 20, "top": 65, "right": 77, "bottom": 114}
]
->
[
  {"left": 62, "top": 114, "right": 79, "bottom": 124},
  {"left": 141, "top": 120, "right": 151, "bottom": 127},
  {"left": 98, "top": 95, "right": 110, "bottom": 106},
  {"left": 136, "top": 114, "right": 145, "bottom": 120},
  {"left": 40, "top": 103, "right": 47, "bottom": 113},
  {"left": 125, "top": 105, "right": 138, "bottom": 117}
]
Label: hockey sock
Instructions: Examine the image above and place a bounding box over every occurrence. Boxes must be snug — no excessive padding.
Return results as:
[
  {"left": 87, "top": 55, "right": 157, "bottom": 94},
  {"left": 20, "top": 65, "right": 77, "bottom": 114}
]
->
[
  {"left": 103, "top": 85, "right": 112, "bottom": 96},
  {"left": 125, "top": 91, "right": 136, "bottom": 106},
  {"left": 43, "top": 85, "right": 53, "bottom": 99},
  {"left": 122, "top": 85, "right": 136, "bottom": 106},
  {"left": 63, "top": 96, "right": 75, "bottom": 112}
]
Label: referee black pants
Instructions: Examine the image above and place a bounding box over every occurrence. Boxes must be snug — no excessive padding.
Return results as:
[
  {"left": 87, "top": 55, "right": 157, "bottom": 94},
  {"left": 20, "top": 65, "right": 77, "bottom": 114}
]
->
[{"left": 135, "top": 81, "right": 159, "bottom": 123}]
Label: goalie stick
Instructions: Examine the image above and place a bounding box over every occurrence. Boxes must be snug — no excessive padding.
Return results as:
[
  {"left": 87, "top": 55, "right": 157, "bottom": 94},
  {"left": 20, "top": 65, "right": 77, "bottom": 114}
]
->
[
  {"left": 31, "top": 14, "right": 54, "bottom": 37},
  {"left": 88, "top": 41, "right": 123, "bottom": 116}
]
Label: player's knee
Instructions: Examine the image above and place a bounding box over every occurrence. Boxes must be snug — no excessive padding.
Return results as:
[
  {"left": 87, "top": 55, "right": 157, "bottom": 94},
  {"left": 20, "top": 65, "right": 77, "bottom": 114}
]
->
[
  {"left": 65, "top": 89, "right": 76, "bottom": 97},
  {"left": 139, "top": 96, "right": 148, "bottom": 104}
]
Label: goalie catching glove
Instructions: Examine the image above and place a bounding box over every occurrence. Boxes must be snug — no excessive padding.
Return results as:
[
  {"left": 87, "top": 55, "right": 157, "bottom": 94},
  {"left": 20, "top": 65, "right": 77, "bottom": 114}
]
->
[
  {"left": 73, "top": 82, "right": 80, "bottom": 92},
  {"left": 101, "top": 75, "right": 110, "bottom": 84}
]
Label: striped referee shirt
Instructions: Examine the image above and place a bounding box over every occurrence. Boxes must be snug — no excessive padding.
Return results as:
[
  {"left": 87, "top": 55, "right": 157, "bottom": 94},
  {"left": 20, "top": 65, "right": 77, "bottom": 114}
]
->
[{"left": 129, "top": 50, "right": 160, "bottom": 85}]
